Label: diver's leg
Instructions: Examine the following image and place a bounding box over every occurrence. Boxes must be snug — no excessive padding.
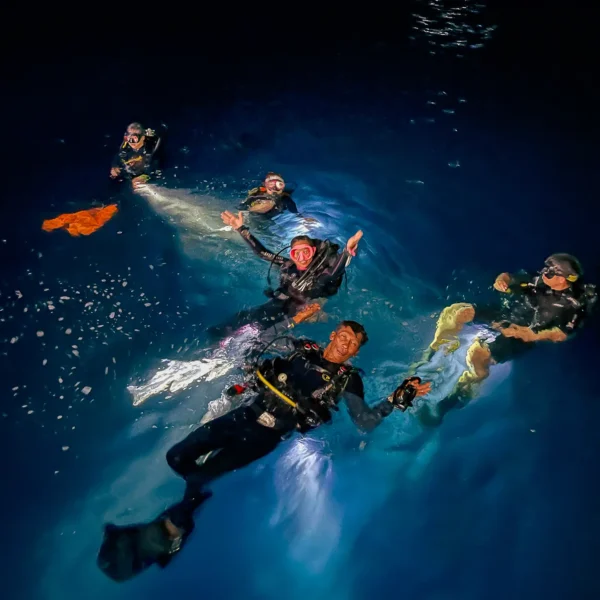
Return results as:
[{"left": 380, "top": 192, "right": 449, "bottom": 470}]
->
[
  {"left": 207, "top": 300, "right": 286, "bottom": 341},
  {"left": 98, "top": 490, "right": 213, "bottom": 582},
  {"left": 100, "top": 420, "right": 282, "bottom": 581},
  {"left": 166, "top": 406, "right": 253, "bottom": 478},
  {"left": 187, "top": 424, "right": 282, "bottom": 487},
  {"left": 167, "top": 418, "right": 282, "bottom": 539}
]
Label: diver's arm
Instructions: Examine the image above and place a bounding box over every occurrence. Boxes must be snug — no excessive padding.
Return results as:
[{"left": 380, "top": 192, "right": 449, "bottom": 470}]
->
[
  {"left": 258, "top": 304, "right": 321, "bottom": 347},
  {"left": 110, "top": 150, "right": 125, "bottom": 178},
  {"left": 283, "top": 196, "right": 299, "bottom": 214},
  {"left": 254, "top": 317, "right": 298, "bottom": 352},
  {"left": 343, "top": 388, "right": 395, "bottom": 433},
  {"left": 111, "top": 148, "right": 125, "bottom": 169},
  {"left": 533, "top": 327, "right": 568, "bottom": 342},
  {"left": 495, "top": 270, "right": 534, "bottom": 293},
  {"left": 344, "top": 375, "right": 431, "bottom": 431},
  {"left": 253, "top": 307, "right": 321, "bottom": 356},
  {"left": 498, "top": 323, "right": 567, "bottom": 343},
  {"left": 320, "top": 230, "right": 363, "bottom": 281},
  {"left": 238, "top": 226, "right": 286, "bottom": 264},
  {"left": 244, "top": 321, "right": 296, "bottom": 371},
  {"left": 499, "top": 303, "right": 582, "bottom": 343},
  {"left": 531, "top": 307, "right": 582, "bottom": 342},
  {"left": 320, "top": 248, "right": 353, "bottom": 281}
]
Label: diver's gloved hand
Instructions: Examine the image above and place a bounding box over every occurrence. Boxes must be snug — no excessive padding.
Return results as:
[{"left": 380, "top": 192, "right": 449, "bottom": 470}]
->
[
  {"left": 221, "top": 210, "right": 244, "bottom": 230},
  {"left": 388, "top": 377, "right": 431, "bottom": 411},
  {"left": 292, "top": 303, "right": 321, "bottom": 325}
]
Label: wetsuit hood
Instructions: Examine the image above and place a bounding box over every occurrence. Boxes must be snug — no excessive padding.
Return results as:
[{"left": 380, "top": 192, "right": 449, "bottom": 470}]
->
[{"left": 545, "top": 253, "right": 583, "bottom": 282}]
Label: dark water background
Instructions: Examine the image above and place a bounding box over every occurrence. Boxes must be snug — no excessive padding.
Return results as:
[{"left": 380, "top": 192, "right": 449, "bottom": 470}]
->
[{"left": 1, "top": 2, "right": 599, "bottom": 599}]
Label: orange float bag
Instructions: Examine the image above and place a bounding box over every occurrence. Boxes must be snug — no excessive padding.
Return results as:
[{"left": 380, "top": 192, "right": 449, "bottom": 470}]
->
[{"left": 42, "top": 204, "right": 118, "bottom": 237}]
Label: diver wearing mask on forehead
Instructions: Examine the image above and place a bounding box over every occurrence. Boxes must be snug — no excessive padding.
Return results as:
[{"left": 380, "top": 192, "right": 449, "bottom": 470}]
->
[
  {"left": 239, "top": 172, "right": 299, "bottom": 217},
  {"left": 416, "top": 253, "right": 597, "bottom": 424},
  {"left": 214, "top": 210, "right": 363, "bottom": 336},
  {"left": 110, "top": 121, "right": 167, "bottom": 188}
]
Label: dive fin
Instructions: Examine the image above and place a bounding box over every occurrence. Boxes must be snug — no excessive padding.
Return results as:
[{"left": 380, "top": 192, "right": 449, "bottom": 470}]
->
[
  {"left": 97, "top": 491, "right": 212, "bottom": 582},
  {"left": 97, "top": 520, "right": 177, "bottom": 582}
]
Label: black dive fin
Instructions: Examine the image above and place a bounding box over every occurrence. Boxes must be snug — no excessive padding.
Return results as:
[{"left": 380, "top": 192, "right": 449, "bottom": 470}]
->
[{"left": 97, "top": 491, "right": 212, "bottom": 582}]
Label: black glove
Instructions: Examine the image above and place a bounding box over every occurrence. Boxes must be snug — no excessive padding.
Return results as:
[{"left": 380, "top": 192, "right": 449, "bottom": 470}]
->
[{"left": 388, "top": 377, "right": 421, "bottom": 412}]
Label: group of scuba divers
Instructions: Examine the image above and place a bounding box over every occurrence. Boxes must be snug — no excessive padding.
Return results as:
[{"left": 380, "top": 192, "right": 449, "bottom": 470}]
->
[{"left": 98, "top": 122, "right": 598, "bottom": 583}]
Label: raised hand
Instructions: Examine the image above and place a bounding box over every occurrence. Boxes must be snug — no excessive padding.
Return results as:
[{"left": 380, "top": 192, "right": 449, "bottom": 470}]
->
[
  {"left": 493, "top": 272, "right": 511, "bottom": 292},
  {"left": 346, "top": 230, "right": 363, "bottom": 256},
  {"left": 221, "top": 210, "right": 244, "bottom": 230}
]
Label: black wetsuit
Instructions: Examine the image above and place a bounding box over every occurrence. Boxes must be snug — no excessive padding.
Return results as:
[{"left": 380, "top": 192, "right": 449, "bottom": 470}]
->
[
  {"left": 475, "top": 271, "right": 593, "bottom": 363},
  {"left": 239, "top": 187, "right": 298, "bottom": 217},
  {"left": 98, "top": 317, "right": 399, "bottom": 581},
  {"left": 168, "top": 317, "right": 394, "bottom": 488},
  {"left": 209, "top": 227, "right": 352, "bottom": 337},
  {"left": 112, "top": 128, "right": 164, "bottom": 180}
]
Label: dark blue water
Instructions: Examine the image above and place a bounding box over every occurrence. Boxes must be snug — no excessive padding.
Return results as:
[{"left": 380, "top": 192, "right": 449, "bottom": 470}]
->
[{"left": 2, "top": 3, "right": 599, "bottom": 599}]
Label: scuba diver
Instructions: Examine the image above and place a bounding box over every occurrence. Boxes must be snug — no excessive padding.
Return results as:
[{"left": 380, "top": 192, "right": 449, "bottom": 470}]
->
[
  {"left": 417, "top": 253, "right": 597, "bottom": 424},
  {"left": 43, "top": 121, "right": 168, "bottom": 237},
  {"left": 110, "top": 122, "right": 167, "bottom": 188},
  {"left": 212, "top": 210, "right": 363, "bottom": 335},
  {"left": 239, "top": 172, "right": 298, "bottom": 217},
  {"left": 42, "top": 121, "right": 166, "bottom": 237},
  {"left": 97, "top": 303, "right": 431, "bottom": 582}
]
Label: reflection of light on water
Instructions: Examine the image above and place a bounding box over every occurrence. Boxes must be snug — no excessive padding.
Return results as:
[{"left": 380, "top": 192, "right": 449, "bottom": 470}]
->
[
  {"left": 271, "top": 437, "right": 341, "bottom": 573},
  {"left": 134, "top": 183, "right": 233, "bottom": 233},
  {"left": 411, "top": 0, "right": 497, "bottom": 56},
  {"left": 127, "top": 324, "right": 261, "bottom": 406},
  {"left": 269, "top": 211, "right": 325, "bottom": 242},
  {"left": 127, "top": 356, "right": 233, "bottom": 406}
]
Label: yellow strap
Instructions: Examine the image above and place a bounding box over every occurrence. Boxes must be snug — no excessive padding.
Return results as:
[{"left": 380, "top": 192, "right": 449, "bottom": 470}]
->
[{"left": 256, "top": 370, "right": 298, "bottom": 409}]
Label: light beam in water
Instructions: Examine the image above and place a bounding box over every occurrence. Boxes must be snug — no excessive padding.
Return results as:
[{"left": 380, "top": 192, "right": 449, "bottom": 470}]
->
[{"left": 271, "top": 437, "right": 341, "bottom": 573}]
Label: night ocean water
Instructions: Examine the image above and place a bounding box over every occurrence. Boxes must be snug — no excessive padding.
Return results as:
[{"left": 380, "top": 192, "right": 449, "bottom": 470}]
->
[{"left": 2, "top": 2, "right": 599, "bottom": 599}]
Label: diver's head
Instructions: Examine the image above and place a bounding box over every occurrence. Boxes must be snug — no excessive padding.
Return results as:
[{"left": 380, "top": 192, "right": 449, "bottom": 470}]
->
[
  {"left": 542, "top": 253, "right": 582, "bottom": 291},
  {"left": 124, "top": 122, "right": 146, "bottom": 149},
  {"left": 264, "top": 172, "right": 285, "bottom": 195},
  {"left": 324, "top": 321, "right": 368, "bottom": 364},
  {"left": 290, "top": 235, "right": 317, "bottom": 271}
]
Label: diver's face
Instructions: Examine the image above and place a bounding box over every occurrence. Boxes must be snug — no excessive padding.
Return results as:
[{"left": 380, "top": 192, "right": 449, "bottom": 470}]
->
[
  {"left": 265, "top": 177, "right": 285, "bottom": 195},
  {"left": 542, "top": 272, "right": 568, "bottom": 290},
  {"left": 541, "top": 266, "right": 568, "bottom": 290},
  {"left": 290, "top": 242, "right": 316, "bottom": 270},
  {"left": 125, "top": 129, "right": 145, "bottom": 149},
  {"left": 326, "top": 326, "right": 362, "bottom": 363}
]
